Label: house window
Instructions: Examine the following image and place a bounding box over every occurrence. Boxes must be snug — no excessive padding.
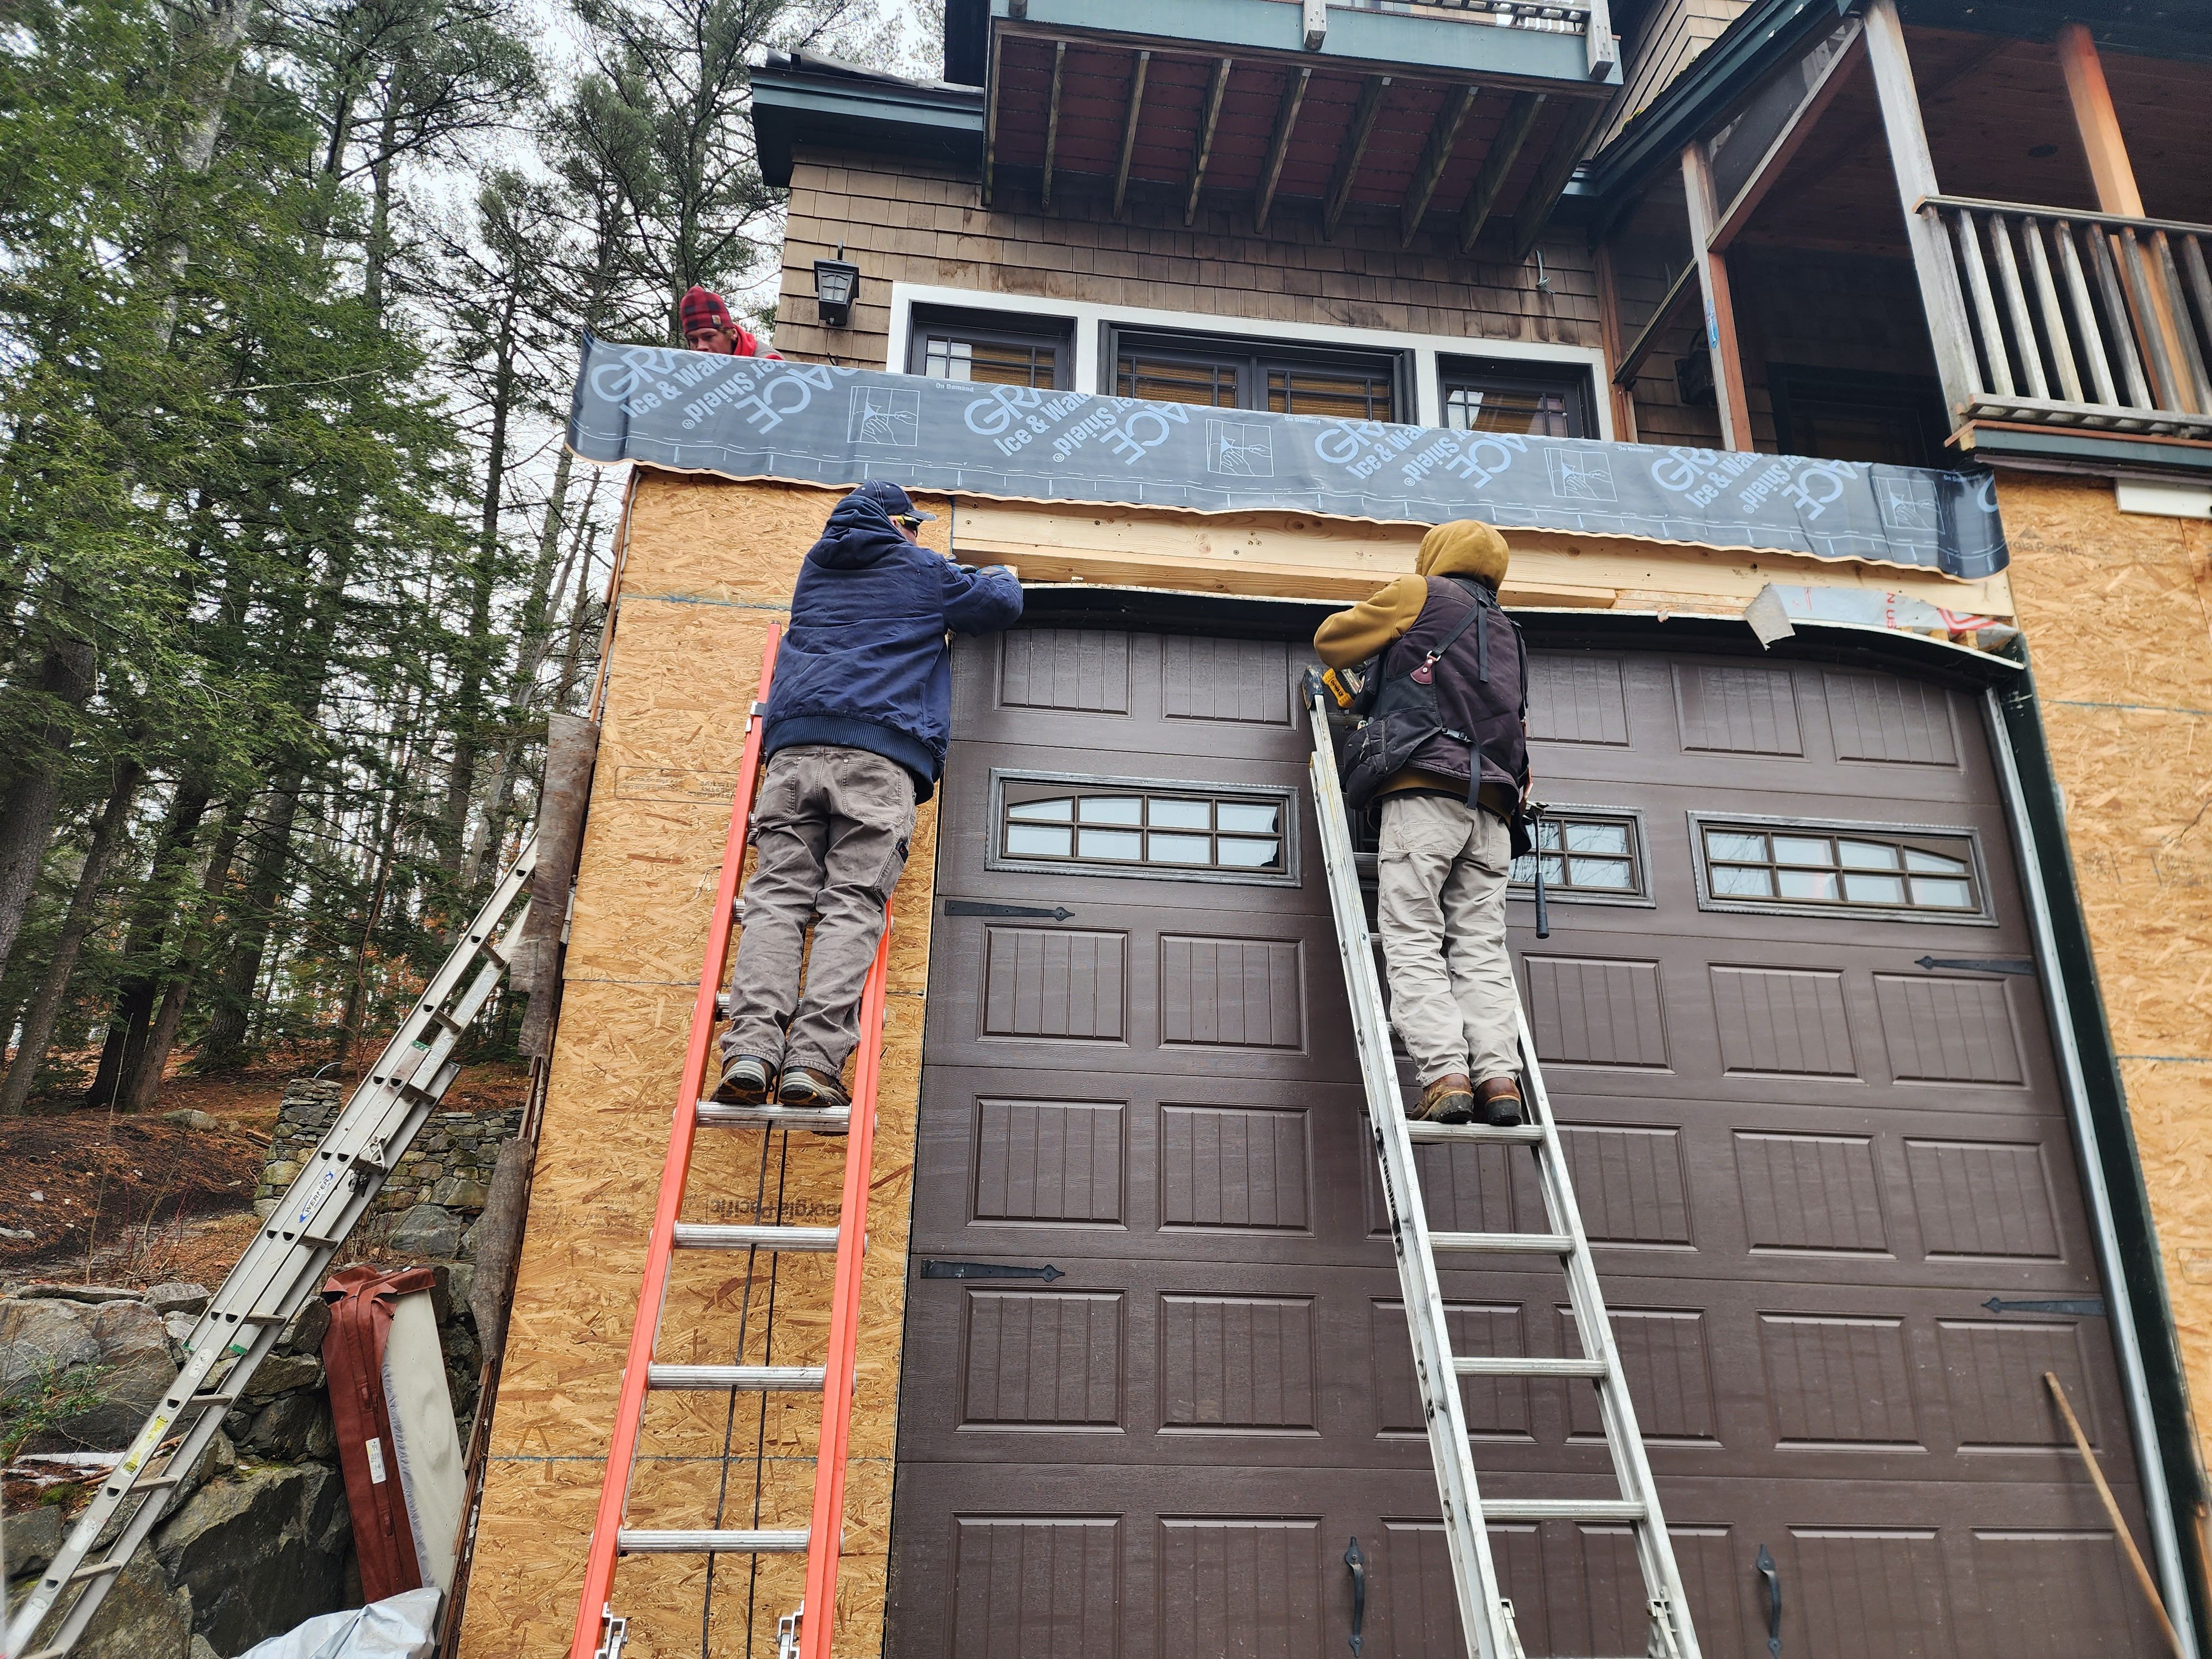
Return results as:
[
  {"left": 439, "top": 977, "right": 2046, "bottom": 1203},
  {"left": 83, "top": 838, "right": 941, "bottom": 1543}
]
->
[
  {"left": 1441, "top": 357, "right": 1595, "bottom": 438},
  {"left": 998, "top": 780, "right": 1290, "bottom": 878},
  {"left": 1698, "top": 822, "right": 1983, "bottom": 915},
  {"left": 909, "top": 309, "right": 1071, "bottom": 389},
  {"left": 1766, "top": 365, "right": 1948, "bottom": 468},
  {"left": 1511, "top": 813, "right": 1644, "bottom": 898},
  {"left": 1111, "top": 328, "right": 1404, "bottom": 422}
]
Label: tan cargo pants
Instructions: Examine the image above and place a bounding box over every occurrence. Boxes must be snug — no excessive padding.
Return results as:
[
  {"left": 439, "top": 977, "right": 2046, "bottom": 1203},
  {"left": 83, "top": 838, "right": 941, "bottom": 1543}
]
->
[
  {"left": 1375, "top": 793, "right": 1520, "bottom": 1088},
  {"left": 722, "top": 745, "right": 915, "bottom": 1077}
]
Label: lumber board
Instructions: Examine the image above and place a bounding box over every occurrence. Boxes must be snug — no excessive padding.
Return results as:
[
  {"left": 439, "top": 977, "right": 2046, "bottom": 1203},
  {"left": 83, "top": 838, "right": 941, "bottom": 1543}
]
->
[{"left": 950, "top": 498, "right": 2016, "bottom": 618}]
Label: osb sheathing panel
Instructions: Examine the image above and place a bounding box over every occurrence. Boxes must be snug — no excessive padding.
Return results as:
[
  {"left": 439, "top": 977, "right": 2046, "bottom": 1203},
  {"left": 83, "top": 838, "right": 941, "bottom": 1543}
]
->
[
  {"left": 460, "top": 472, "right": 942, "bottom": 1658},
  {"left": 2000, "top": 470, "right": 2212, "bottom": 1473}
]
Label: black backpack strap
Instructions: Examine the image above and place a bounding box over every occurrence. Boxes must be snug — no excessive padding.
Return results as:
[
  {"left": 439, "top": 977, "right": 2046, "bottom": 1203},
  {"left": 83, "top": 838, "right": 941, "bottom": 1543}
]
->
[{"left": 1411, "top": 578, "right": 1486, "bottom": 679}]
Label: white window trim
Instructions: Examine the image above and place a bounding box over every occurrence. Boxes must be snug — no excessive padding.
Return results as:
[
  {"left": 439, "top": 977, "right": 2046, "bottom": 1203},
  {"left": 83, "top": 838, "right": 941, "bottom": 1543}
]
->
[{"left": 886, "top": 281, "right": 1616, "bottom": 440}]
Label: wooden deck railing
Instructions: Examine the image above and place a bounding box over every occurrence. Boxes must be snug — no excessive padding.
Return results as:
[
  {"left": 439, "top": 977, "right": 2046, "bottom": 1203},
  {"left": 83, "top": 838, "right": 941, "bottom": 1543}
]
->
[{"left": 1919, "top": 195, "right": 2212, "bottom": 439}]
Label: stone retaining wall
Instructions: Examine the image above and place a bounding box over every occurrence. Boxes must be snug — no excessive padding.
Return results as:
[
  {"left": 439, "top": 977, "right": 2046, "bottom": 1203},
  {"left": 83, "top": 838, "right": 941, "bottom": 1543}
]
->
[{"left": 255, "top": 1078, "right": 520, "bottom": 1216}]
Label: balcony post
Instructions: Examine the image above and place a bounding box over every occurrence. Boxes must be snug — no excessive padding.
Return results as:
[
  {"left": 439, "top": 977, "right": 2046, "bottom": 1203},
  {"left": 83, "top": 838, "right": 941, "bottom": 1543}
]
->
[
  {"left": 1861, "top": 0, "right": 1981, "bottom": 421},
  {"left": 1679, "top": 142, "right": 1752, "bottom": 451}
]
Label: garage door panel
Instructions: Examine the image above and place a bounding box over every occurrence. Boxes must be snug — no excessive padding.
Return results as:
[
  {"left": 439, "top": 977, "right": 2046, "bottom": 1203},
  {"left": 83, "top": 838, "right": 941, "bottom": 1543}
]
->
[
  {"left": 922, "top": 908, "right": 1351, "bottom": 1081},
  {"left": 894, "top": 631, "right": 2156, "bottom": 1659}
]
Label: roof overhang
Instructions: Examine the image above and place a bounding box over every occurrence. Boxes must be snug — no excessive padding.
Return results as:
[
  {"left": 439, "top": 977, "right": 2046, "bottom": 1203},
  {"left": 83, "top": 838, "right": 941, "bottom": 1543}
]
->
[{"left": 751, "top": 61, "right": 985, "bottom": 187}]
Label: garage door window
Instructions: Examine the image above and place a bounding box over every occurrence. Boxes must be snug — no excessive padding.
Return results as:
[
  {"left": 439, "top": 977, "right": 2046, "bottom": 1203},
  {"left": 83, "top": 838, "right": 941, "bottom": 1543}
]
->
[
  {"left": 1511, "top": 812, "right": 1644, "bottom": 898},
  {"left": 994, "top": 776, "right": 1294, "bottom": 882},
  {"left": 1697, "top": 820, "right": 1985, "bottom": 917}
]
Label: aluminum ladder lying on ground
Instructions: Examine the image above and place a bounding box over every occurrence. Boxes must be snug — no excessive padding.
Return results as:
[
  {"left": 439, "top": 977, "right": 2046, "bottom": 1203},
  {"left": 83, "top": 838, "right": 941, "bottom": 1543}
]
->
[
  {"left": 1303, "top": 673, "right": 1702, "bottom": 1659},
  {"left": 6, "top": 838, "right": 541, "bottom": 1659},
  {"left": 571, "top": 622, "right": 890, "bottom": 1659}
]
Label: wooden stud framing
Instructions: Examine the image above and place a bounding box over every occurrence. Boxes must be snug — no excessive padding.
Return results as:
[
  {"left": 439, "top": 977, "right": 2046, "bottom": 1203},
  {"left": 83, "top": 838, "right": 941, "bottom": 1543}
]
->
[
  {"left": 1256, "top": 65, "right": 1312, "bottom": 232},
  {"left": 1707, "top": 20, "right": 1864, "bottom": 252},
  {"left": 2056, "top": 22, "right": 2143, "bottom": 217},
  {"left": 1680, "top": 141, "right": 1754, "bottom": 450},
  {"left": 1861, "top": 0, "right": 1980, "bottom": 417},
  {"left": 1325, "top": 75, "right": 1391, "bottom": 241},
  {"left": 2057, "top": 21, "right": 2201, "bottom": 413},
  {"left": 1186, "top": 55, "right": 1233, "bottom": 227},
  {"left": 1613, "top": 260, "right": 1698, "bottom": 389},
  {"left": 1040, "top": 41, "right": 1067, "bottom": 211},
  {"left": 1585, "top": 0, "right": 1618, "bottom": 80},
  {"left": 1113, "top": 50, "right": 1150, "bottom": 220},
  {"left": 1402, "top": 85, "right": 1477, "bottom": 248},
  {"left": 980, "top": 27, "right": 1003, "bottom": 207},
  {"left": 1511, "top": 95, "right": 1610, "bottom": 262},
  {"left": 1593, "top": 239, "right": 1638, "bottom": 440},
  {"left": 1458, "top": 91, "right": 1543, "bottom": 254}
]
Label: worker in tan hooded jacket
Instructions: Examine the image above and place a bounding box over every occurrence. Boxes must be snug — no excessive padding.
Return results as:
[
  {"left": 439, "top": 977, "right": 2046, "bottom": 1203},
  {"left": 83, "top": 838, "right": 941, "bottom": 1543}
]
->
[{"left": 1314, "top": 520, "right": 1531, "bottom": 1126}]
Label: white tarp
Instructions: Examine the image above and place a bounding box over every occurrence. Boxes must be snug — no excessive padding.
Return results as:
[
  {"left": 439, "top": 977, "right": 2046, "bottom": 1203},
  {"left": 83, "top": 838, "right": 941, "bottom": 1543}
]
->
[{"left": 234, "top": 1587, "right": 442, "bottom": 1659}]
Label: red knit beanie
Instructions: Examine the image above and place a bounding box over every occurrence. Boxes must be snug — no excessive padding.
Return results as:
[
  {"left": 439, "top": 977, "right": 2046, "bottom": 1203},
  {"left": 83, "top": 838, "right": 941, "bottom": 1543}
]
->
[{"left": 679, "top": 285, "right": 734, "bottom": 337}]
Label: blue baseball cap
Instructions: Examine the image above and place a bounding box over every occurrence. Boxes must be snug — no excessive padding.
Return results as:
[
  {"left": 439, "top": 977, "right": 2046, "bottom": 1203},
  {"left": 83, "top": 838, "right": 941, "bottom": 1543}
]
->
[{"left": 851, "top": 479, "right": 936, "bottom": 522}]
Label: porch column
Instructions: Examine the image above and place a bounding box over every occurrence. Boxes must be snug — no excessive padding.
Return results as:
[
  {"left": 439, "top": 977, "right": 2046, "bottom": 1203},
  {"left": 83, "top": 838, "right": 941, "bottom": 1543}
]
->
[
  {"left": 1679, "top": 143, "right": 1753, "bottom": 451},
  {"left": 1861, "top": 0, "right": 1982, "bottom": 421}
]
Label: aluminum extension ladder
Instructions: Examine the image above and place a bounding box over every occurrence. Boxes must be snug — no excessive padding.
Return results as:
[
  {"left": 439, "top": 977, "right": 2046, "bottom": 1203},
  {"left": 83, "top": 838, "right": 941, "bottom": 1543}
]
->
[
  {"left": 1302, "top": 674, "right": 1702, "bottom": 1659},
  {"left": 6, "top": 839, "right": 542, "bottom": 1659},
  {"left": 571, "top": 623, "right": 889, "bottom": 1659}
]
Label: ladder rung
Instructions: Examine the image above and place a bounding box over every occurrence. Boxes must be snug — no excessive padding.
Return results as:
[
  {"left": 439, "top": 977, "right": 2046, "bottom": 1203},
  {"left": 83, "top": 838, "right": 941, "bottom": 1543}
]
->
[
  {"left": 672, "top": 1223, "right": 838, "bottom": 1252},
  {"left": 617, "top": 1528, "right": 810, "bottom": 1555},
  {"left": 1454, "top": 1355, "right": 1608, "bottom": 1379},
  {"left": 1406, "top": 1121, "right": 1544, "bottom": 1146},
  {"left": 645, "top": 1364, "right": 825, "bottom": 1392},
  {"left": 1481, "top": 1498, "right": 1650, "bottom": 1523},
  {"left": 1430, "top": 1230, "right": 1575, "bottom": 1255},
  {"left": 696, "top": 1099, "right": 852, "bottom": 1134},
  {"left": 64, "top": 1557, "right": 126, "bottom": 1586}
]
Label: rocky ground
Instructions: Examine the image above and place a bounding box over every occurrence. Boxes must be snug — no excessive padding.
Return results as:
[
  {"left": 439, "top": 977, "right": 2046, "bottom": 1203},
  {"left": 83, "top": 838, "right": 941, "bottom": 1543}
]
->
[{"left": 5, "top": 1194, "right": 495, "bottom": 1657}]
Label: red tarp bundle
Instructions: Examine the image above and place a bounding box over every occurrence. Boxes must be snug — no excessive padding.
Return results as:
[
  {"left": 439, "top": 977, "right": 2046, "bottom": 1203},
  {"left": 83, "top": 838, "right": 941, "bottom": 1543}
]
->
[{"left": 322, "top": 1264, "right": 440, "bottom": 1603}]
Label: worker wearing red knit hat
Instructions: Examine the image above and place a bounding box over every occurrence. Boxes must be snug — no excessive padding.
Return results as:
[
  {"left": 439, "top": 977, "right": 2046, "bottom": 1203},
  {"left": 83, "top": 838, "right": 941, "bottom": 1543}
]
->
[{"left": 679, "top": 284, "right": 781, "bottom": 359}]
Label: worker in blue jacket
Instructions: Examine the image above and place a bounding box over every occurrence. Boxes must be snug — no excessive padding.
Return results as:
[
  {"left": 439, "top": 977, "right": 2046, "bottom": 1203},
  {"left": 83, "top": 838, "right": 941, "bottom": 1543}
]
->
[{"left": 717, "top": 481, "right": 1024, "bottom": 1109}]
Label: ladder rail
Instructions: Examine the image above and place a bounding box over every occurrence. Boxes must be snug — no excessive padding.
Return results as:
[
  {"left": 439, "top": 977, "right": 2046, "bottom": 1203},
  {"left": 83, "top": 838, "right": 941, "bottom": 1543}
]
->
[
  {"left": 797, "top": 915, "right": 893, "bottom": 1659},
  {"left": 570, "top": 629, "right": 782, "bottom": 1659},
  {"left": 1517, "top": 1007, "right": 1703, "bottom": 1659},
  {"left": 1306, "top": 688, "right": 1513, "bottom": 1659},
  {"left": 8, "top": 841, "right": 541, "bottom": 1659}
]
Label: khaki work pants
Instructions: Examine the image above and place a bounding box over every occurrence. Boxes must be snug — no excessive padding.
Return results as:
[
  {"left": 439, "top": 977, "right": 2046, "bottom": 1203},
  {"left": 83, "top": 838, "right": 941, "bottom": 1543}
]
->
[
  {"left": 1375, "top": 792, "right": 1520, "bottom": 1088},
  {"left": 722, "top": 745, "right": 915, "bottom": 1077}
]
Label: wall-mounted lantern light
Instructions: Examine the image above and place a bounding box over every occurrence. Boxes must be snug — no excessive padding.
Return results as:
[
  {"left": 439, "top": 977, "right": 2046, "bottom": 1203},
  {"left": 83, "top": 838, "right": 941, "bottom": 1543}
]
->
[{"left": 813, "top": 242, "right": 859, "bottom": 328}]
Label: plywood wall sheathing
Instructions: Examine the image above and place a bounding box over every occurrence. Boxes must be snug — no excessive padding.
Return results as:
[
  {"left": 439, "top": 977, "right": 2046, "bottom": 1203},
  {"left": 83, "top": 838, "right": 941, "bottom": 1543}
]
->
[
  {"left": 1999, "top": 471, "right": 2212, "bottom": 1474},
  {"left": 458, "top": 474, "right": 945, "bottom": 1658}
]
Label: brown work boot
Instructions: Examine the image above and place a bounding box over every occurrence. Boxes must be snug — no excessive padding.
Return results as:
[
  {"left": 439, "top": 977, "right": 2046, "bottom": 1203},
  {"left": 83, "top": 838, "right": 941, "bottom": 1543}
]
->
[
  {"left": 1415, "top": 1073, "right": 1477, "bottom": 1124},
  {"left": 711, "top": 1053, "right": 777, "bottom": 1105},
  {"left": 777, "top": 1065, "right": 851, "bottom": 1110},
  {"left": 1475, "top": 1076, "right": 1524, "bottom": 1128}
]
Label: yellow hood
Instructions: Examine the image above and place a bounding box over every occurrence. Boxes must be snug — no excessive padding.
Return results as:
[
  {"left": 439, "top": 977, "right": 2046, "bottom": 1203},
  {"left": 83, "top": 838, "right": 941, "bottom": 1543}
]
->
[{"left": 1415, "top": 519, "right": 1510, "bottom": 589}]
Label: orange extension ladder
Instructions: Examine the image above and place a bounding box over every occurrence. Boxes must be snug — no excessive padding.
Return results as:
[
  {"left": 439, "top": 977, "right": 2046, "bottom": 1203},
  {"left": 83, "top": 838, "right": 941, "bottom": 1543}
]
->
[{"left": 571, "top": 624, "right": 892, "bottom": 1659}]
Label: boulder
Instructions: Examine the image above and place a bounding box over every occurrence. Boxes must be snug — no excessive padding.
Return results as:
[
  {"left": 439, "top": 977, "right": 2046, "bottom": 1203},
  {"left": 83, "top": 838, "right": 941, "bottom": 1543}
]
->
[
  {"left": 67, "top": 1548, "right": 191, "bottom": 1659},
  {"left": 4, "top": 1296, "right": 178, "bottom": 1451},
  {"left": 386, "top": 1204, "right": 465, "bottom": 1259},
  {"left": 4, "top": 1499, "right": 66, "bottom": 1574},
  {"left": 153, "top": 1463, "right": 349, "bottom": 1657},
  {"left": 168, "top": 1429, "right": 238, "bottom": 1512},
  {"left": 161, "top": 1110, "right": 223, "bottom": 1132},
  {"left": 19, "top": 1285, "right": 142, "bottom": 1304},
  {"left": 276, "top": 1300, "right": 330, "bottom": 1358},
  {"left": 237, "top": 1391, "right": 335, "bottom": 1463},
  {"left": 189, "top": 1637, "right": 222, "bottom": 1659},
  {"left": 1, "top": 1298, "right": 103, "bottom": 1396},
  {"left": 427, "top": 1175, "right": 489, "bottom": 1212},
  {"left": 145, "top": 1284, "right": 211, "bottom": 1317},
  {"left": 164, "top": 1311, "right": 200, "bottom": 1355},
  {"left": 241, "top": 1353, "right": 322, "bottom": 1399}
]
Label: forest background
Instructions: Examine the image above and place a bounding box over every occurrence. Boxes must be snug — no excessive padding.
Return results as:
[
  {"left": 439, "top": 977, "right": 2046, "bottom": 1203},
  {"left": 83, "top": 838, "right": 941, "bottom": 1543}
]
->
[{"left": 0, "top": 0, "right": 943, "bottom": 1126}]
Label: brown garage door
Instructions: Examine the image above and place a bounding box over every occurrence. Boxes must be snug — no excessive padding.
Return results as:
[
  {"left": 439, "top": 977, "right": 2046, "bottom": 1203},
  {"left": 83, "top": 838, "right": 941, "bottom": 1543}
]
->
[{"left": 886, "top": 625, "right": 2163, "bottom": 1658}]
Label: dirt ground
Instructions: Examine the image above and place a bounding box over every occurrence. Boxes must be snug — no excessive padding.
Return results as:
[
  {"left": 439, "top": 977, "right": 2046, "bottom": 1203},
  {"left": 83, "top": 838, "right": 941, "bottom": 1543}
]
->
[{"left": 0, "top": 1054, "right": 531, "bottom": 1289}]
